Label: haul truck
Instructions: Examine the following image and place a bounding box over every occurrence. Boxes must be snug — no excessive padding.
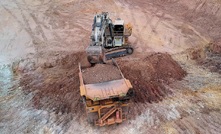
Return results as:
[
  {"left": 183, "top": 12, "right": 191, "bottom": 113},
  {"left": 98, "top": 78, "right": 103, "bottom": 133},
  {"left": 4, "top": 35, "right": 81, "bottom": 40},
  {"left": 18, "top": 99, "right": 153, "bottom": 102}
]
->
[{"left": 78, "top": 60, "right": 133, "bottom": 126}]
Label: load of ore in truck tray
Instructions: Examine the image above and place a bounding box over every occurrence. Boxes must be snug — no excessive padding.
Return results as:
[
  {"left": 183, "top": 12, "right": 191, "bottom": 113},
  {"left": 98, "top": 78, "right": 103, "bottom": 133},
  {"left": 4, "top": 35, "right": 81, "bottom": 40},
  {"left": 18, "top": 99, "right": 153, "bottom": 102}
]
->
[{"left": 82, "top": 63, "right": 122, "bottom": 84}]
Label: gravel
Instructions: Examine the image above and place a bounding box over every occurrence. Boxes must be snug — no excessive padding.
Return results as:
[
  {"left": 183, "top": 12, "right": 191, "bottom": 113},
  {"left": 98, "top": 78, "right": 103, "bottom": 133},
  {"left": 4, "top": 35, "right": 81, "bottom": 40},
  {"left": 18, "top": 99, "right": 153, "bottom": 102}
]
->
[{"left": 82, "top": 63, "right": 122, "bottom": 84}]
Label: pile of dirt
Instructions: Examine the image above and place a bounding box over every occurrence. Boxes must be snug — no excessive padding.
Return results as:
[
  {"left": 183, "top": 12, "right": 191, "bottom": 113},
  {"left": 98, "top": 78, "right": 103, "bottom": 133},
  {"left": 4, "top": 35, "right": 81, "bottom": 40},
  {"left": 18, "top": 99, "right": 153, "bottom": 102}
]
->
[
  {"left": 119, "top": 53, "right": 186, "bottom": 103},
  {"left": 82, "top": 64, "right": 122, "bottom": 84},
  {"left": 19, "top": 51, "right": 88, "bottom": 116},
  {"left": 19, "top": 52, "right": 186, "bottom": 120}
]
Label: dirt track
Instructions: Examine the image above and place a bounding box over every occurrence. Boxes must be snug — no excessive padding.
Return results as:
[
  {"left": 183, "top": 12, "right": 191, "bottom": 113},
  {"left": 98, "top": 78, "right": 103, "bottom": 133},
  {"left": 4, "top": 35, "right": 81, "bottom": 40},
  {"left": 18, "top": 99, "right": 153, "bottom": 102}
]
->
[{"left": 1, "top": 0, "right": 221, "bottom": 134}]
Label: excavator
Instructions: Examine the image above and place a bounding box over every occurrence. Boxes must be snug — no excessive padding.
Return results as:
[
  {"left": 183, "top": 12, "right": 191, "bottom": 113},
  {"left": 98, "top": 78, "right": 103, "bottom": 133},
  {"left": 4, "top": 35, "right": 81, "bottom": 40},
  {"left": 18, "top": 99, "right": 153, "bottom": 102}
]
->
[
  {"left": 78, "top": 12, "right": 134, "bottom": 126},
  {"left": 86, "top": 12, "right": 133, "bottom": 64}
]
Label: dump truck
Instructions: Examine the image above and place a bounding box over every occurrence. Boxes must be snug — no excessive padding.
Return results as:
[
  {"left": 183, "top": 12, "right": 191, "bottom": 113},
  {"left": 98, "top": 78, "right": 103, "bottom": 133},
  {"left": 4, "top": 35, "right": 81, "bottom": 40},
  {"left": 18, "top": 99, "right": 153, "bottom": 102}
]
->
[{"left": 79, "top": 60, "right": 133, "bottom": 126}]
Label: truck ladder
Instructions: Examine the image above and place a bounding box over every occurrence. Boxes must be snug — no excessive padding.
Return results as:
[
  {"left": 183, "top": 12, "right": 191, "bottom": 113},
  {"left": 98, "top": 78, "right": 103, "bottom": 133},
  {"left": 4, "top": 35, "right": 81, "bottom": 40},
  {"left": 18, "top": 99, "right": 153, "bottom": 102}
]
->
[{"left": 98, "top": 106, "right": 117, "bottom": 126}]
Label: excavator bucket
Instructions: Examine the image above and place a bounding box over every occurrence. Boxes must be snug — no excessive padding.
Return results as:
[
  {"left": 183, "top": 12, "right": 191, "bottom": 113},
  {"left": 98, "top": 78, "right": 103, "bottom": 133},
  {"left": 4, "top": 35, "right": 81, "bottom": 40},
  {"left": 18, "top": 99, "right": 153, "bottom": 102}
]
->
[{"left": 86, "top": 46, "right": 106, "bottom": 64}]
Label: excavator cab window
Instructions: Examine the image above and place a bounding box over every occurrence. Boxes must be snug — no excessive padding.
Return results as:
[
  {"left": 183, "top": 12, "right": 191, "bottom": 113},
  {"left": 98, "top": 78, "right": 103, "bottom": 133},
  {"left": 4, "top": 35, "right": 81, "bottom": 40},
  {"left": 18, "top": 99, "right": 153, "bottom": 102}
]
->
[{"left": 114, "top": 25, "right": 124, "bottom": 35}]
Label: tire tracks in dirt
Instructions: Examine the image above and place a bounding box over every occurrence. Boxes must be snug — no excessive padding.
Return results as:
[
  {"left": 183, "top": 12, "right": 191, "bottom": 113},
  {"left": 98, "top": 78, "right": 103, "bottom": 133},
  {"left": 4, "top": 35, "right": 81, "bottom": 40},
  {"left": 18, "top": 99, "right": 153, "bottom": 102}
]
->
[
  {"left": 122, "top": 0, "right": 167, "bottom": 52},
  {"left": 1, "top": 4, "right": 35, "bottom": 41},
  {"left": 21, "top": 0, "right": 48, "bottom": 43}
]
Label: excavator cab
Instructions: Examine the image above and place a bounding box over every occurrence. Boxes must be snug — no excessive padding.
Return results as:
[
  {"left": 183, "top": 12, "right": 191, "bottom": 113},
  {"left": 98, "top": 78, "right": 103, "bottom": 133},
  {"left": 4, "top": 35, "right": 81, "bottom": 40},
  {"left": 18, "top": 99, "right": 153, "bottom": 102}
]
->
[
  {"left": 113, "top": 19, "right": 124, "bottom": 47},
  {"left": 114, "top": 19, "right": 124, "bottom": 35}
]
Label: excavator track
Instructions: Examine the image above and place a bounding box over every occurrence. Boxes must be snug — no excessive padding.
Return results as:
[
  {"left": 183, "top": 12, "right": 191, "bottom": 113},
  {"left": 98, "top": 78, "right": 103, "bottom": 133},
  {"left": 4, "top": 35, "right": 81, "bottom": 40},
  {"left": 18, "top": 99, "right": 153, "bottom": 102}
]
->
[{"left": 105, "top": 45, "right": 134, "bottom": 60}]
